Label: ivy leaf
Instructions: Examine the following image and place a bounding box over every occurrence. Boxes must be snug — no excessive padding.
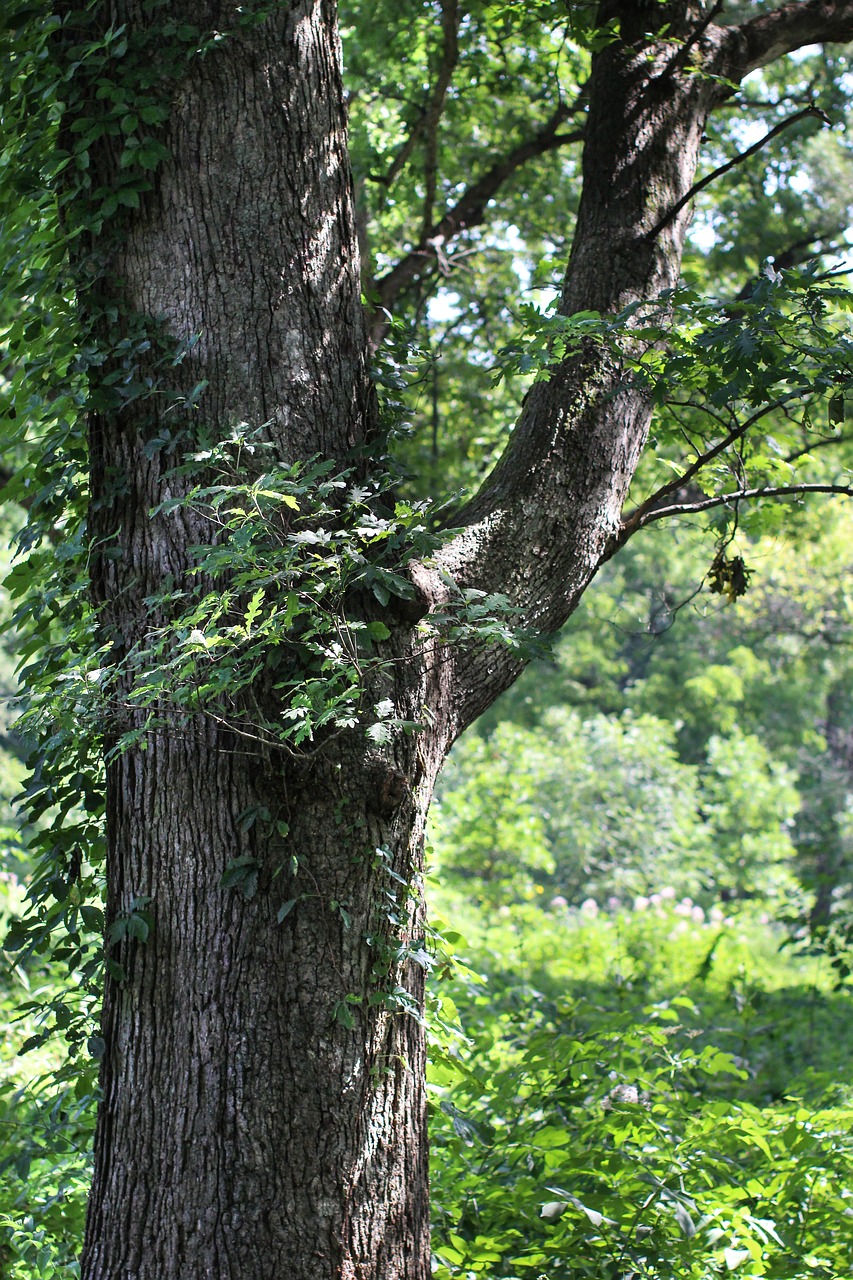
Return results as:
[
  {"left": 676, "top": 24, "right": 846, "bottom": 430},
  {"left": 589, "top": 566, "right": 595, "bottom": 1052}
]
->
[
  {"left": 106, "top": 917, "right": 128, "bottom": 946},
  {"left": 126, "top": 913, "right": 150, "bottom": 943},
  {"left": 88, "top": 1035, "right": 106, "bottom": 1060},
  {"left": 220, "top": 856, "right": 260, "bottom": 899},
  {"left": 333, "top": 999, "right": 357, "bottom": 1029}
]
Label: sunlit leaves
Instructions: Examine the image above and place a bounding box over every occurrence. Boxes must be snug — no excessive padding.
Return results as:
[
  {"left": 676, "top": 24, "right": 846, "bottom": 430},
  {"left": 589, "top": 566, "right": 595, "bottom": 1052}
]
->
[{"left": 428, "top": 907, "right": 853, "bottom": 1280}]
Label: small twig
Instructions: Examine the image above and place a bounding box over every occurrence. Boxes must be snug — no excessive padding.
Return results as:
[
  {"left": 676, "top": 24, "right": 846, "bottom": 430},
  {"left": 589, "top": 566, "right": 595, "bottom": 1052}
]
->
[
  {"left": 631, "top": 481, "right": 852, "bottom": 531},
  {"left": 376, "top": 115, "right": 426, "bottom": 192},
  {"left": 622, "top": 394, "right": 799, "bottom": 536},
  {"left": 648, "top": 104, "right": 831, "bottom": 239},
  {"left": 719, "top": 96, "right": 816, "bottom": 111},
  {"left": 786, "top": 432, "right": 853, "bottom": 465}
]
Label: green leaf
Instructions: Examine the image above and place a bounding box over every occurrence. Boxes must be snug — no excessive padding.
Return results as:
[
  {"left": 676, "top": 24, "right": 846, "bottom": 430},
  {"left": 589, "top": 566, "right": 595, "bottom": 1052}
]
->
[
  {"left": 106, "top": 917, "right": 128, "bottom": 945},
  {"left": 88, "top": 1035, "right": 106, "bottom": 1060},
  {"left": 333, "top": 1000, "right": 356, "bottom": 1029},
  {"left": 220, "top": 856, "right": 260, "bottom": 899},
  {"left": 244, "top": 586, "right": 265, "bottom": 633},
  {"left": 126, "top": 913, "right": 150, "bottom": 943}
]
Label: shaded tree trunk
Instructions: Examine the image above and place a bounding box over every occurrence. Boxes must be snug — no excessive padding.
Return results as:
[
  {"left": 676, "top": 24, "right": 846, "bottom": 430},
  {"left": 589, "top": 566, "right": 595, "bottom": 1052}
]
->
[
  {"left": 75, "top": 4, "right": 438, "bottom": 1276},
  {"left": 62, "top": 2, "right": 853, "bottom": 1277}
]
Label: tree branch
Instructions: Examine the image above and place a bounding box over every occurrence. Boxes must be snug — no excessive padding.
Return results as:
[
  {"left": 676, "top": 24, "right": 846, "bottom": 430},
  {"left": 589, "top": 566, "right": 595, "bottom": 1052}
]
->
[
  {"left": 650, "top": 105, "right": 829, "bottom": 238},
  {"left": 373, "top": 104, "right": 585, "bottom": 320},
  {"left": 420, "top": 0, "right": 460, "bottom": 240},
  {"left": 419, "top": 3, "right": 853, "bottom": 736},
  {"left": 733, "top": 230, "right": 846, "bottom": 301},
  {"left": 715, "top": 0, "right": 853, "bottom": 82},
  {"left": 374, "top": 1, "right": 460, "bottom": 193},
  {"left": 624, "top": 482, "right": 853, "bottom": 535},
  {"left": 621, "top": 394, "right": 803, "bottom": 537}
]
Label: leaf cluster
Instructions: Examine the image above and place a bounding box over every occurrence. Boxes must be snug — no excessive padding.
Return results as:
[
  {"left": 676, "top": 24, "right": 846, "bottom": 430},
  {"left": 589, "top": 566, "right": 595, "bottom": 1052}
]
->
[{"left": 428, "top": 903, "right": 853, "bottom": 1279}]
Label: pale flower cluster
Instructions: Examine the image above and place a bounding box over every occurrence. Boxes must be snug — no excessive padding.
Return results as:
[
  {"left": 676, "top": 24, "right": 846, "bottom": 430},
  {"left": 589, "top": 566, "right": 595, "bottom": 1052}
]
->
[{"left": 550, "top": 890, "right": 735, "bottom": 928}]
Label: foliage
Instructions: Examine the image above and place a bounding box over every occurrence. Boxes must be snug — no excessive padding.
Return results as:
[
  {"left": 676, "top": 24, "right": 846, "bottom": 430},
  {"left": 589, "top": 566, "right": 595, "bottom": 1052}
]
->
[
  {"left": 0, "top": 870, "right": 92, "bottom": 1278},
  {"left": 428, "top": 896, "right": 853, "bottom": 1280},
  {"left": 432, "top": 710, "right": 800, "bottom": 907},
  {"left": 0, "top": 1074, "right": 92, "bottom": 1280},
  {"left": 479, "top": 502, "right": 853, "bottom": 907},
  {"left": 700, "top": 730, "right": 800, "bottom": 900},
  {"left": 70, "top": 439, "right": 443, "bottom": 753}
]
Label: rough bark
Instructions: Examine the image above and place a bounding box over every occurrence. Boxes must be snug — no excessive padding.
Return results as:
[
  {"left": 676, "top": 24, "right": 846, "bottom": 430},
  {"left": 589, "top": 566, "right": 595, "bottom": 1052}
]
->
[
  {"left": 76, "top": 4, "right": 434, "bottom": 1278},
  {"left": 64, "top": 2, "right": 853, "bottom": 1278}
]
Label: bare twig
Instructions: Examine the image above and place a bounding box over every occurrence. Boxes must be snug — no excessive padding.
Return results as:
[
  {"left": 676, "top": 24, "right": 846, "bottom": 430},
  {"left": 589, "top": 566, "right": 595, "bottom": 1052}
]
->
[
  {"left": 786, "top": 432, "right": 853, "bottom": 465},
  {"left": 373, "top": 103, "right": 585, "bottom": 326},
  {"left": 649, "top": 105, "right": 830, "bottom": 239},
  {"left": 628, "top": 481, "right": 852, "bottom": 533}
]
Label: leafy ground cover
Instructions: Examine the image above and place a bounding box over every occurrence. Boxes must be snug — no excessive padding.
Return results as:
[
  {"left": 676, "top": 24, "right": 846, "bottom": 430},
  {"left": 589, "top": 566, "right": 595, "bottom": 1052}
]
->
[
  {"left": 0, "top": 871, "right": 93, "bottom": 1280},
  {"left": 428, "top": 892, "right": 853, "bottom": 1280},
  {"left": 0, "top": 869, "right": 851, "bottom": 1276}
]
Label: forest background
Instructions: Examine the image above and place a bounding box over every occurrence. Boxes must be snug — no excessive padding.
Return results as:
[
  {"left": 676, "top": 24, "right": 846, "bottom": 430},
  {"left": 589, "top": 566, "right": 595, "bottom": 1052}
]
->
[{"left": 1, "top": 2, "right": 853, "bottom": 1277}]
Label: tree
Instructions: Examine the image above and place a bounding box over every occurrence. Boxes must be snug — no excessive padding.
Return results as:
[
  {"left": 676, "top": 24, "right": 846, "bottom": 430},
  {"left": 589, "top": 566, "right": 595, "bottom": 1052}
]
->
[{"left": 4, "top": 2, "right": 853, "bottom": 1278}]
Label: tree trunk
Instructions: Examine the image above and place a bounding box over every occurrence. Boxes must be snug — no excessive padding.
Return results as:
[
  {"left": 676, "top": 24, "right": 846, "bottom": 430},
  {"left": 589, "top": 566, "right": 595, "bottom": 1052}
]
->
[
  {"left": 72, "top": 3, "right": 438, "bottom": 1276},
  {"left": 59, "top": 1, "right": 853, "bottom": 1277},
  {"left": 85, "top": 727, "right": 438, "bottom": 1279}
]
